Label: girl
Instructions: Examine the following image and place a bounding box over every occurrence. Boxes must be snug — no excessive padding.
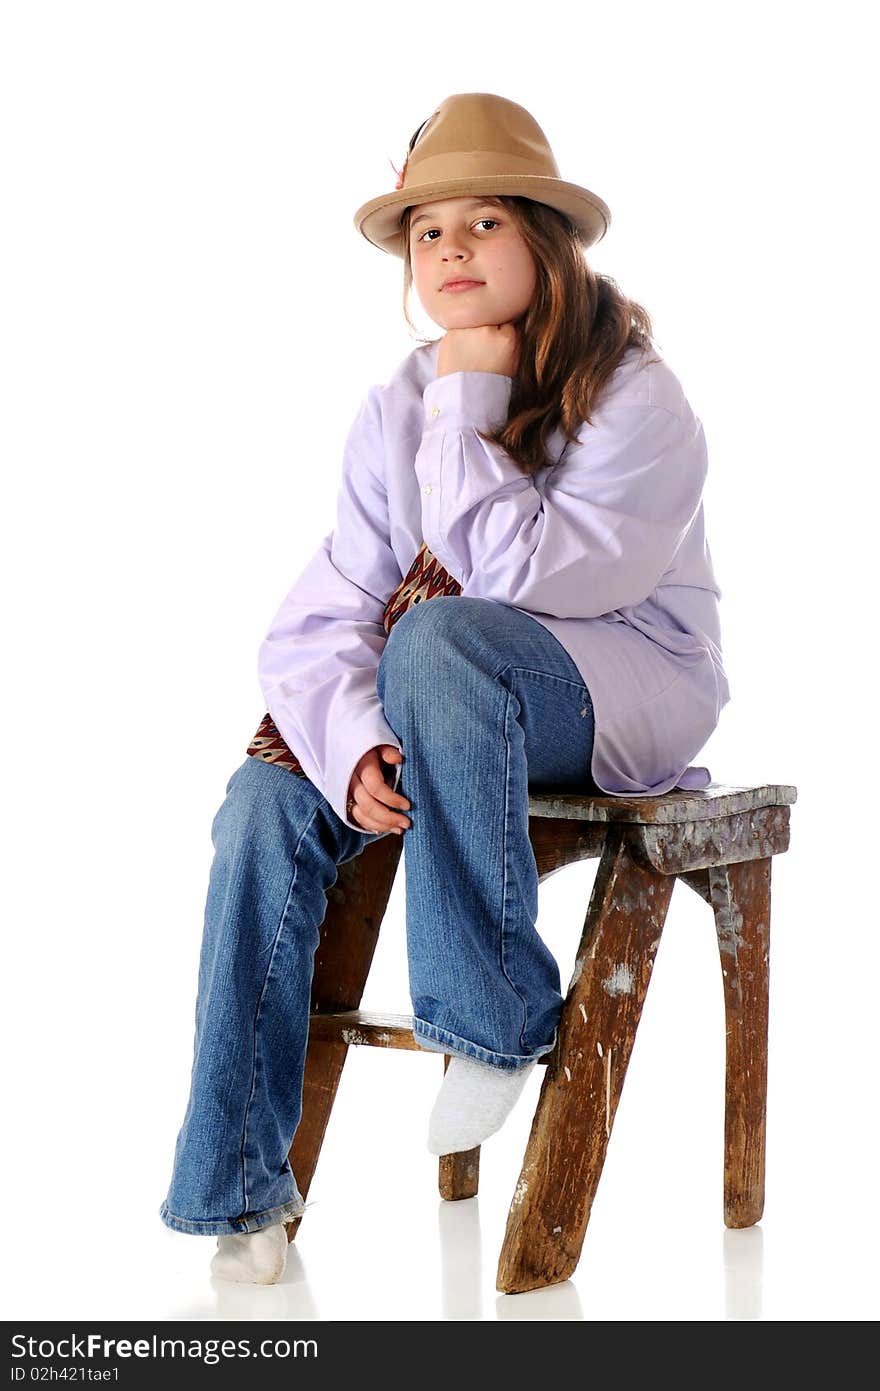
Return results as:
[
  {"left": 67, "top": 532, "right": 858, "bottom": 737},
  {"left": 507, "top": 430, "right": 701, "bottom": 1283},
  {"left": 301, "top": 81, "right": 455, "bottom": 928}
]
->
[{"left": 159, "top": 92, "right": 729, "bottom": 1284}]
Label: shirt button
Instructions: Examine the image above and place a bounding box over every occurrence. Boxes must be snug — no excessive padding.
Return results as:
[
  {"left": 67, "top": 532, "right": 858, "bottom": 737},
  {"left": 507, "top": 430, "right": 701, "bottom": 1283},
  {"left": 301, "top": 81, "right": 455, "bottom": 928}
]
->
[
  {"left": 430, "top": 406, "right": 440, "bottom": 418},
  {"left": 423, "top": 484, "right": 432, "bottom": 494}
]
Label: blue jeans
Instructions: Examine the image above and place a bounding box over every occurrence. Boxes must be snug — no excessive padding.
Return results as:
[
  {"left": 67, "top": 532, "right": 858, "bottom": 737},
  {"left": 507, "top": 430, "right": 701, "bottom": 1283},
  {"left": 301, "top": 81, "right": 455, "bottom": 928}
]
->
[{"left": 159, "top": 597, "right": 597, "bottom": 1235}]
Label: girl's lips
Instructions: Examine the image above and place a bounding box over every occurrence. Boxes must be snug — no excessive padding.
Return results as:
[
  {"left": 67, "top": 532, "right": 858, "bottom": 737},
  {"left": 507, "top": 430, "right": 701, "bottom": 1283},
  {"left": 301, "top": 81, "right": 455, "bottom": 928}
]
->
[{"left": 442, "top": 280, "right": 484, "bottom": 292}]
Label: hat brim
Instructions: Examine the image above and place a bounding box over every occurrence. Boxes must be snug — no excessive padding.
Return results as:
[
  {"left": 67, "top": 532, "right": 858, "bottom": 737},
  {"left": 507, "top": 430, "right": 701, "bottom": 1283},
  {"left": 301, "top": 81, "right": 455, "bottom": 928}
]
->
[{"left": 353, "top": 175, "right": 611, "bottom": 257}]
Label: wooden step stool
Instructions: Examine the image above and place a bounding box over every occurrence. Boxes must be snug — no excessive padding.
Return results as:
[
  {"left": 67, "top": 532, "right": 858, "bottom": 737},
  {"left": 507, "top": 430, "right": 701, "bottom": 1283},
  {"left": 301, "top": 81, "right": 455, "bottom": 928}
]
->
[{"left": 284, "top": 781, "right": 796, "bottom": 1294}]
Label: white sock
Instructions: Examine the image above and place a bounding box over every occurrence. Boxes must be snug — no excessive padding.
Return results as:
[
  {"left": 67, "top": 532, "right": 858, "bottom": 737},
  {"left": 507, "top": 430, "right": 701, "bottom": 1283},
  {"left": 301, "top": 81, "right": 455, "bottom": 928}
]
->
[
  {"left": 427, "top": 1055, "right": 537, "bottom": 1155},
  {"left": 210, "top": 1221, "right": 288, "bottom": 1284}
]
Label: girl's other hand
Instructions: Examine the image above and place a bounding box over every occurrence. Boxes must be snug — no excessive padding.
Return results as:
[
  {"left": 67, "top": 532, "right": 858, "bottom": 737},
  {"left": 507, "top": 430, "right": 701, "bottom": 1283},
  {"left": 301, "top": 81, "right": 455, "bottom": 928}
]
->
[
  {"left": 437, "top": 323, "right": 519, "bottom": 379},
  {"left": 348, "top": 744, "right": 411, "bottom": 834}
]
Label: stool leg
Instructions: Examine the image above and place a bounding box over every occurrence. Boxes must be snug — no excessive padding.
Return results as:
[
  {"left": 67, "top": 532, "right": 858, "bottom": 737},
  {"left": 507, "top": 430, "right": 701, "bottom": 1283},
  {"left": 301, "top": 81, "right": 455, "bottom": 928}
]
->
[
  {"left": 283, "top": 1038, "right": 347, "bottom": 1243},
  {"left": 438, "top": 1055, "right": 481, "bottom": 1200},
  {"left": 496, "top": 825, "right": 674, "bottom": 1294},
  {"left": 284, "top": 834, "right": 402, "bottom": 1242},
  {"left": 709, "top": 857, "right": 771, "bottom": 1229}
]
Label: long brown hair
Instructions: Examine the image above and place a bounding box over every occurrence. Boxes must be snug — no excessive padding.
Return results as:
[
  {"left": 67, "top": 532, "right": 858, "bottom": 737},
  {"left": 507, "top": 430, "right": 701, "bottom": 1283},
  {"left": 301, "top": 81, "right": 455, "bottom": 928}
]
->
[{"left": 401, "top": 195, "right": 660, "bottom": 477}]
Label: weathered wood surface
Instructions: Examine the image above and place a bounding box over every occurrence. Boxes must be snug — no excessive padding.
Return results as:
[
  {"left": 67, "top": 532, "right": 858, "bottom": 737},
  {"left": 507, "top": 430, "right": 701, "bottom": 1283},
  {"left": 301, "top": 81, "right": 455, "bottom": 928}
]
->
[
  {"left": 305, "top": 1007, "right": 550, "bottom": 1057},
  {"left": 496, "top": 824, "right": 675, "bottom": 1294},
  {"left": 438, "top": 1055, "right": 481, "bottom": 1200},
  {"left": 308, "top": 1007, "right": 555, "bottom": 1059},
  {"left": 438, "top": 1149, "right": 480, "bottom": 1200},
  {"left": 528, "top": 782, "right": 797, "bottom": 826},
  {"left": 284, "top": 833, "right": 403, "bottom": 1243},
  {"left": 309, "top": 1008, "right": 423, "bottom": 1051},
  {"left": 527, "top": 817, "right": 606, "bottom": 880},
  {"left": 633, "top": 805, "right": 791, "bottom": 874},
  {"left": 711, "top": 857, "right": 771, "bottom": 1227}
]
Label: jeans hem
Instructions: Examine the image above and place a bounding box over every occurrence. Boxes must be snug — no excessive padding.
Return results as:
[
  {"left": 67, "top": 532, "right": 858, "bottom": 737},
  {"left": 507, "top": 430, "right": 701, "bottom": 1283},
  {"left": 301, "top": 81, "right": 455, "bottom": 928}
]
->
[
  {"left": 158, "top": 1194, "right": 306, "bottom": 1237},
  {"left": 413, "top": 1018, "right": 557, "bottom": 1071}
]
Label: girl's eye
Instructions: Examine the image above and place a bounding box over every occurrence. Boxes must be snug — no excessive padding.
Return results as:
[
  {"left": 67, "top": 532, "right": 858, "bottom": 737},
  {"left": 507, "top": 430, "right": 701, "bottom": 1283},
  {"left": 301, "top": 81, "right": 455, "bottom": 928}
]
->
[{"left": 417, "top": 218, "right": 499, "bottom": 243}]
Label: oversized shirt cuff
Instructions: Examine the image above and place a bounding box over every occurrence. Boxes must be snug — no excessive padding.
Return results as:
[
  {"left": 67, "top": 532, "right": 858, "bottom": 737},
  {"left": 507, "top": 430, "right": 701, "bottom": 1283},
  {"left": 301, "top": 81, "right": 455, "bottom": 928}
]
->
[
  {"left": 268, "top": 695, "right": 405, "bottom": 834},
  {"left": 421, "top": 369, "right": 513, "bottom": 432},
  {"left": 416, "top": 371, "right": 516, "bottom": 582},
  {"left": 331, "top": 716, "right": 404, "bottom": 833}
]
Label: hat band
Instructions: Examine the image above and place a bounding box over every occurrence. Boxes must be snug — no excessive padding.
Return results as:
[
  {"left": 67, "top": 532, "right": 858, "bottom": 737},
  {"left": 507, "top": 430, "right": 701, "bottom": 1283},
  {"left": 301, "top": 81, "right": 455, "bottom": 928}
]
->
[{"left": 405, "top": 149, "right": 560, "bottom": 188}]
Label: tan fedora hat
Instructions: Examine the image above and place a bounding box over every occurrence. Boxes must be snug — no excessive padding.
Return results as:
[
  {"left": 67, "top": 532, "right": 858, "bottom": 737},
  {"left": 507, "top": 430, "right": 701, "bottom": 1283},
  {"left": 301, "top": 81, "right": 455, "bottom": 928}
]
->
[{"left": 353, "top": 91, "right": 611, "bottom": 259}]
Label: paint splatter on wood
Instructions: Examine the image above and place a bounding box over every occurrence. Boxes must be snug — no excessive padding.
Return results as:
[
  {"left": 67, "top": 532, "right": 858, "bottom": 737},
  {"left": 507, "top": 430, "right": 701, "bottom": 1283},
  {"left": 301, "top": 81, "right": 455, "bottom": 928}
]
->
[{"left": 602, "top": 962, "right": 635, "bottom": 996}]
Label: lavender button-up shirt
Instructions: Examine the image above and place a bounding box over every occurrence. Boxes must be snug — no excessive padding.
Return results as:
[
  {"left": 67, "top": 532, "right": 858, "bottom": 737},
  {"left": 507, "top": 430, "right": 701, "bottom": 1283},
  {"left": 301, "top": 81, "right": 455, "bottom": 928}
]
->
[{"left": 258, "top": 338, "right": 730, "bottom": 832}]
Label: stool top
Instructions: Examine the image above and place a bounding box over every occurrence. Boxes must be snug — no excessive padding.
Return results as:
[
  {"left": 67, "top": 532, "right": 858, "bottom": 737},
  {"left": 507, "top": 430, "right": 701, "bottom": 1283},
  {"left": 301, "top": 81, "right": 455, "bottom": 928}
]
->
[{"left": 528, "top": 782, "right": 797, "bottom": 825}]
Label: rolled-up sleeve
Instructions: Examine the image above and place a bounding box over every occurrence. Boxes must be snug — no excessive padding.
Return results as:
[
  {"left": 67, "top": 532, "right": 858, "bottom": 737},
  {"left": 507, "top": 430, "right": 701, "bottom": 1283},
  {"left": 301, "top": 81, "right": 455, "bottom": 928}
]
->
[
  {"left": 414, "top": 370, "right": 709, "bottom": 619},
  {"left": 257, "top": 387, "right": 404, "bottom": 831}
]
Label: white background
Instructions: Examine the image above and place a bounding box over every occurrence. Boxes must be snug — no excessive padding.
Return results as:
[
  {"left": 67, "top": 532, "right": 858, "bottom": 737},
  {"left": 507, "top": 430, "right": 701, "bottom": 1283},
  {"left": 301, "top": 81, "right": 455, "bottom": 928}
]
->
[{"left": 2, "top": 0, "right": 877, "bottom": 1322}]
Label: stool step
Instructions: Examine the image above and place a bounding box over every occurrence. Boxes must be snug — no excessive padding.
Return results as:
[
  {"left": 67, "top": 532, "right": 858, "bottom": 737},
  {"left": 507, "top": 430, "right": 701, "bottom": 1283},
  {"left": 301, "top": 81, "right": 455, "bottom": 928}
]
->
[
  {"left": 308, "top": 1008, "right": 553, "bottom": 1061},
  {"left": 309, "top": 1008, "right": 423, "bottom": 1051}
]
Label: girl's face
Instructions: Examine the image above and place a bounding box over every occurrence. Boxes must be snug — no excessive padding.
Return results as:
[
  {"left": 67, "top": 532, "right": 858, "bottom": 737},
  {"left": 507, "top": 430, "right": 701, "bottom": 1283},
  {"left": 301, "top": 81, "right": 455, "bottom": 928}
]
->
[{"left": 408, "top": 196, "right": 537, "bottom": 331}]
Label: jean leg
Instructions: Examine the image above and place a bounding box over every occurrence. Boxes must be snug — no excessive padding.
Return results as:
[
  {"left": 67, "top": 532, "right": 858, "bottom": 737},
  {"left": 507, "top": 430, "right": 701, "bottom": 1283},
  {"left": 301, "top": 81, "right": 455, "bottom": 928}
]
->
[
  {"left": 159, "top": 755, "right": 376, "bottom": 1236},
  {"left": 377, "top": 597, "right": 597, "bottom": 1073}
]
